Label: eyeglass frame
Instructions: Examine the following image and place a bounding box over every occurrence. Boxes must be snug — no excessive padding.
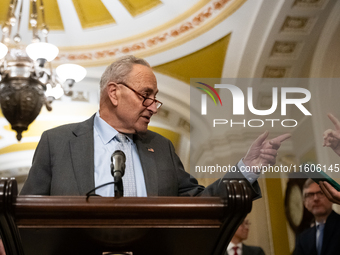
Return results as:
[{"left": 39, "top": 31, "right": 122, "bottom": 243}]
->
[
  {"left": 116, "top": 81, "right": 163, "bottom": 109},
  {"left": 304, "top": 190, "right": 325, "bottom": 200}
]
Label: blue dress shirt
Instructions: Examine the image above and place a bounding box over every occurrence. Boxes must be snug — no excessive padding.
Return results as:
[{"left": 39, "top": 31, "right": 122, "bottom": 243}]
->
[{"left": 93, "top": 112, "right": 147, "bottom": 197}]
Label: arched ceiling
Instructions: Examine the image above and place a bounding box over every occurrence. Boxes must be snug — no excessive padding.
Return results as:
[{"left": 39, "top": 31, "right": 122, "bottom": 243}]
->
[{"left": 0, "top": 0, "right": 246, "bottom": 67}]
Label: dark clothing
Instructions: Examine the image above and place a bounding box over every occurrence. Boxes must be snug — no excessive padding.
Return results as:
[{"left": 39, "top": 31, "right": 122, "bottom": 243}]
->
[
  {"left": 294, "top": 211, "right": 340, "bottom": 255},
  {"left": 243, "top": 243, "right": 265, "bottom": 255}
]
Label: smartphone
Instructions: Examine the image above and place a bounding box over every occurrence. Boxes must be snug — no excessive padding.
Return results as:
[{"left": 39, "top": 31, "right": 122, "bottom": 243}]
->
[{"left": 305, "top": 168, "right": 340, "bottom": 192}]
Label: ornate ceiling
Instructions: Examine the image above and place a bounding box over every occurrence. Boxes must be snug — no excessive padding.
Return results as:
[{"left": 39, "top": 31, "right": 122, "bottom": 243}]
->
[{"left": 0, "top": 0, "right": 245, "bottom": 66}]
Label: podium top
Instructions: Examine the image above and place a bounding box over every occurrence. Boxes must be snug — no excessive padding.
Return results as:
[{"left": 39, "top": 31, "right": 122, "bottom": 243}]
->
[{"left": 15, "top": 196, "right": 228, "bottom": 228}]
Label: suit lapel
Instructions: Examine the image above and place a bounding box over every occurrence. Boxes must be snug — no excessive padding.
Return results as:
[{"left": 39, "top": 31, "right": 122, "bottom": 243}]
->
[
  {"left": 135, "top": 135, "right": 158, "bottom": 196},
  {"left": 70, "top": 115, "right": 95, "bottom": 195}
]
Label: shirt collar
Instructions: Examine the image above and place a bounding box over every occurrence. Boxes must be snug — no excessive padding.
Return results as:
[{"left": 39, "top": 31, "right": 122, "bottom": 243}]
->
[
  {"left": 94, "top": 111, "right": 119, "bottom": 144},
  {"left": 227, "top": 242, "right": 242, "bottom": 251},
  {"left": 94, "top": 111, "right": 133, "bottom": 144},
  {"left": 316, "top": 220, "right": 326, "bottom": 227}
]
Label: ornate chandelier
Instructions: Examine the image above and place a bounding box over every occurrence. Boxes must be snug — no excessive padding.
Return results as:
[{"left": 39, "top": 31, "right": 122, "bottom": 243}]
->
[{"left": 0, "top": 0, "right": 86, "bottom": 141}]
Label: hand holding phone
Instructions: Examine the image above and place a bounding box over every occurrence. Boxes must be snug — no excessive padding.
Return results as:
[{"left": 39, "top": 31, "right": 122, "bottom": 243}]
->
[
  {"left": 308, "top": 169, "right": 340, "bottom": 192},
  {"left": 320, "top": 181, "right": 340, "bottom": 205}
]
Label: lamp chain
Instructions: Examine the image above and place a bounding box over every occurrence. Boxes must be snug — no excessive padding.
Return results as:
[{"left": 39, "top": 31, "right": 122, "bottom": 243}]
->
[{"left": 31, "top": 0, "right": 39, "bottom": 42}]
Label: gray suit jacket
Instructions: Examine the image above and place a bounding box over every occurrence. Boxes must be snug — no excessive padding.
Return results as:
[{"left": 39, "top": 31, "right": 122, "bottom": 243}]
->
[{"left": 20, "top": 115, "right": 261, "bottom": 197}]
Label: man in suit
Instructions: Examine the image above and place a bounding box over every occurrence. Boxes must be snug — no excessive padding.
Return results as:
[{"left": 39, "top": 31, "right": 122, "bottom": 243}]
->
[
  {"left": 226, "top": 218, "right": 265, "bottom": 255},
  {"left": 294, "top": 178, "right": 340, "bottom": 255},
  {"left": 20, "top": 55, "right": 290, "bottom": 197}
]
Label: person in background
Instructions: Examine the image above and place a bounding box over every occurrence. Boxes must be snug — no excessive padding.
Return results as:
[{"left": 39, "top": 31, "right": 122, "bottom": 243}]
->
[
  {"left": 226, "top": 217, "right": 265, "bottom": 255},
  {"left": 294, "top": 178, "right": 340, "bottom": 255}
]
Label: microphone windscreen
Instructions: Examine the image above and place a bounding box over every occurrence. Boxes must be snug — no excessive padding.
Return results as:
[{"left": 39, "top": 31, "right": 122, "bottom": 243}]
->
[{"left": 111, "top": 150, "right": 126, "bottom": 162}]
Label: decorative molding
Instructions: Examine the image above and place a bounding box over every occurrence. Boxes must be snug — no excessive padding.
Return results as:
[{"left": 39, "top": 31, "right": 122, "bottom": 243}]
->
[
  {"left": 263, "top": 66, "right": 290, "bottom": 78},
  {"left": 53, "top": 0, "right": 246, "bottom": 67},
  {"left": 157, "top": 108, "right": 170, "bottom": 119},
  {"left": 293, "top": 0, "right": 327, "bottom": 8},
  {"left": 178, "top": 118, "right": 190, "bottom": 133},
  {"left": 271, "top": 41, "right": 297, "bottom": 56},
  {"left": 280, "top": 16, "right": 315, "bottom": 34},
  {"left": 257, "top": 0, "right": 333, "bottom": 79}
]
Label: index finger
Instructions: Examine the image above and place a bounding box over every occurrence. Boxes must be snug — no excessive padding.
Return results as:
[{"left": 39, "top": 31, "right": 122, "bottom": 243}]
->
[
  {"left": 272, "top": 133, "right": 291, "bottom": 143},
  {"left": 328, "top": 113, "right": 340, "bottom": 130},
  {"left": 253, "top": 130, "right": 269, "bottom": 147}
]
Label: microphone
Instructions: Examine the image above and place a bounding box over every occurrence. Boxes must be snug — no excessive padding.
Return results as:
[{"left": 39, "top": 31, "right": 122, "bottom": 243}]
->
[
  {"left": 111, "top": 150, "right": 126, "bottom": 178},
  {"left": 111, "top": 150, "right": 126, "bottom": 197}
]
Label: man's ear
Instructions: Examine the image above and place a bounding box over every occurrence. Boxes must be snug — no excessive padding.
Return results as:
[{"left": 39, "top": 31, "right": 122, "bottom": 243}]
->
[{"left": 107, "top": 82, "right": 118, "bottom": 106}]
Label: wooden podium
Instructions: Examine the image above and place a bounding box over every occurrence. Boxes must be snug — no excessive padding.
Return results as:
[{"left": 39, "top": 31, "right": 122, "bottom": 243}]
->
[{"left": 0, "top": 178, "right": 253, "bottom": 255}]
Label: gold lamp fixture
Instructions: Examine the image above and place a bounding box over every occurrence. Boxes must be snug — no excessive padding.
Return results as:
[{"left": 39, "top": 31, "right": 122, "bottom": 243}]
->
[{"left": 0, "top": 0, "right": 87, "bottom": 141}]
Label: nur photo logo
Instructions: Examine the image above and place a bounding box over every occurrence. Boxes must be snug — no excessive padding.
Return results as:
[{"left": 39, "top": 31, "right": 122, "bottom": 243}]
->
[
  {"left": 194, "top": 79, "right": 312, "bottom": 129},
  {"left": 196, "top": 82, "right": 222, "bottom": 115}
]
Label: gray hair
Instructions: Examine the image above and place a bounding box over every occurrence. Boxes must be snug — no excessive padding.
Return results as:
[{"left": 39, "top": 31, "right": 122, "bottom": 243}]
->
[
  {"left": 302, "top": 178, "right": 316, "bottom": 198},
  {"left": 99, "top": 55, "right": 150, "bottom": 96}
]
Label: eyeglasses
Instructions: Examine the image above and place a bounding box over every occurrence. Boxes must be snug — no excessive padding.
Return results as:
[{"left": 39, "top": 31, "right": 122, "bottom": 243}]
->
[
  {"left": 304, "top": 191, "right": 325, "bottom": 200},
  {"left": 118, "top": 82, "right": 163, "bottom": 109}
]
